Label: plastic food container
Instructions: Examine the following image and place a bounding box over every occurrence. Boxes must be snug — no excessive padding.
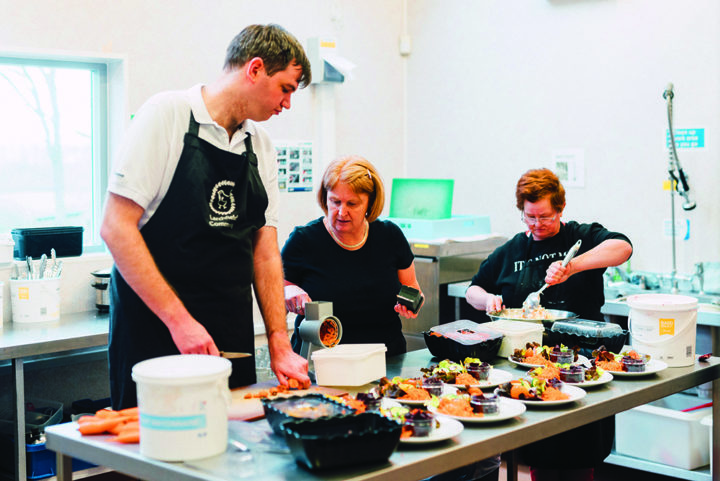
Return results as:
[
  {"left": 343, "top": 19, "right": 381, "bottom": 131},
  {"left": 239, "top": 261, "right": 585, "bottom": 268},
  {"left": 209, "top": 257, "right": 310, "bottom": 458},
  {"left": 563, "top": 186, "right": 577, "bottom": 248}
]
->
[
  {"left": 548, "top": 319, "right": 627, "bottom": 357},
  {"left": 470, "top": 394, "right": 499, "bottom": 414},
  {"left": 615, "top": 393, "right": 711, "bottom": 470},
  {"left": 311, "top": 343, "right": 387, "bottom": 386},
  {"left": 423, "top": 320, "right": 504, "bottom": 362},
  {"left": 559, "top": 366, "right": 585, "bottom": 383},
  {"left": 261, "top": 394, "right": 355, "bottom": 435},
  {"left": 11, "top": 226, "right": 83, "bottom": 259},
  {"left": 280, "top": 412, "right": 401, "bottom": 470},
  {"left": 484, "top": 320, "right": 544, "bottom": 358}
]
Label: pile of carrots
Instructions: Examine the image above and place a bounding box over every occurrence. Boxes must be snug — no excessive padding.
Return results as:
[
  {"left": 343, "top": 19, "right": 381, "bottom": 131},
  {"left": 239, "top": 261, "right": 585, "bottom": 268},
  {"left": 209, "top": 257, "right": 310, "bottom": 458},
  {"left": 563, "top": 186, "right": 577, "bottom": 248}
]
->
[{"left": 76, "top": 407, "right": 140, "bottom": 444}]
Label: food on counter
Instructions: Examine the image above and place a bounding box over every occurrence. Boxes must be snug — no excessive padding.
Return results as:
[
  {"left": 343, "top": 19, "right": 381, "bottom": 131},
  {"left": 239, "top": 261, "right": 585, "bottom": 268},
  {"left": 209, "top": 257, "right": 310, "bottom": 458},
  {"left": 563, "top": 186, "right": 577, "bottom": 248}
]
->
[
  {"left": 528, "top": 364, "right": 561, "bottom": 381},
  {"left": 559, "top": 365, "right": 585, "bottom": 383},
  {"left": 379, "top": 376, "right": 432, "bottom": 400},
  {"left": 511, "top": 343, "right": 579, "bottom": 367},
  {"left": 420, "top": 358, "right": 492, "bottom": 385},
  {"left": 403, "top": 408, "right": 436, "bottom": 437},
  {"left": 497, "top": 378, "right": 569, "bottom": 401},
  {"left": 470, "top": 393, "right": 499, "bottom": 414},
  {"left": 434, "top": 395, "right": 477, "bottom": 417},
  {"left": 241, "top": 380, "right": 310, "bottom": 399},
  {"left": 491, "top": 307, "right": 555, "bottom": 320},
  {"left": 319, "top": 317, "right": 340, "bottom": 347},
  {"left": 593, "top": 347, "right": 649, "bottom": 372},
  {"left": 77, "top": 407, "right": 140, "bottom": 444}
]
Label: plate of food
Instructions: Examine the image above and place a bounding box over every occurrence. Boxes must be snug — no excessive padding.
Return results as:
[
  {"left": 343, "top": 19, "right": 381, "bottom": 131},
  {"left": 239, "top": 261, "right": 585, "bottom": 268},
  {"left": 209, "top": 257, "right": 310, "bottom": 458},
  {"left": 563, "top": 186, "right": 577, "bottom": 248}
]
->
[
  {"left": 401, "top": 415, "right": 464, "bottom": 444},
  {"left": 606, "top": 359, "right": 668, "bottom": 377},
  {"left": 427, "top": 395, "right": 526, "bottom": 423},
  {"left": 565, "top": 370, "right": 614, "bottom": 388},
  {"left": 525, "top": 364, "right": 612, "bottom": 389},
  {"left": 449, "top": 369, "right": 514, "bottom": 389},
  {"left": 592, "top": 348, "right": 668, "bottom": 377},
  {"left": 496, "top": 379, "right": 586, "bottom": 407}
]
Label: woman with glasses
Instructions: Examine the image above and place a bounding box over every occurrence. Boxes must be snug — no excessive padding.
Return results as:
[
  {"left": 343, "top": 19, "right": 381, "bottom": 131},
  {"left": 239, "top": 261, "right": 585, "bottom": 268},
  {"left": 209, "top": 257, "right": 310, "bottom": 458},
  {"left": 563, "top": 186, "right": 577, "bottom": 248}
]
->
[
  {"left": 466, "top": 167, "right": 632, "bottom": 321},
  {"left": 465, "top": 168, "right": 632, "bottom": 481}
]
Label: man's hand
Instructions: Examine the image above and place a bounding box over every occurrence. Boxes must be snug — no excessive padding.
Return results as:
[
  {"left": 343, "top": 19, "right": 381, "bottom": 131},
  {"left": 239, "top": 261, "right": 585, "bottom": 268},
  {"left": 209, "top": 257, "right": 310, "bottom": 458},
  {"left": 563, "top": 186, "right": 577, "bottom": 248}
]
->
[
  {"left": 168, "top": 317, "right": 220, "bottom": 355},
  {"left": 268, "top": 332, "right": 310, "bottom": 388}
]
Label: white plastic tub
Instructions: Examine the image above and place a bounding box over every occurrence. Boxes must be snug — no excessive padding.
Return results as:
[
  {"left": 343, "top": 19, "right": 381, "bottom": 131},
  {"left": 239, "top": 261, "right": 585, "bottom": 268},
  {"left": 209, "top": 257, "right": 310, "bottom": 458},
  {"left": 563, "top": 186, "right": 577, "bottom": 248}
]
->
[
  {"left": 615, "top": 393, "right": 711, "bottom": 470},
  {"left": 311, "top": 343, "right": 387, "bottom": 386},
  {"left": 484, "top": 320, "right": 544, "bottom": 358},
  {"left": 131, "top": 355, "right": 232, "bottom": 461}
]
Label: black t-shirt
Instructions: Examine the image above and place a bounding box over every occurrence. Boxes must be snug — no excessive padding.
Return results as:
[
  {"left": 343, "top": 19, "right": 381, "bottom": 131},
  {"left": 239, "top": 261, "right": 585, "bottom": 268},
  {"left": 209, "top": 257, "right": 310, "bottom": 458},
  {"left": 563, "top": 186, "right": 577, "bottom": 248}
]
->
[
  {"left": 281, "top": 217, "right": 414, "bottom": 356},
  {"left": 470, "top": 221, "right": 631, "bottom": 320}
]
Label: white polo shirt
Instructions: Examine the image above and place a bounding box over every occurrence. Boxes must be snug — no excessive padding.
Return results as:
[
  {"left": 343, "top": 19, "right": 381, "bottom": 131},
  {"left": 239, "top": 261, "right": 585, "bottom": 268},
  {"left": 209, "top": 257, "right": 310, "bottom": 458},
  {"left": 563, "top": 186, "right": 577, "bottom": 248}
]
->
[{"left": 108, "top": 84, "right": 279, "bottom": 229}]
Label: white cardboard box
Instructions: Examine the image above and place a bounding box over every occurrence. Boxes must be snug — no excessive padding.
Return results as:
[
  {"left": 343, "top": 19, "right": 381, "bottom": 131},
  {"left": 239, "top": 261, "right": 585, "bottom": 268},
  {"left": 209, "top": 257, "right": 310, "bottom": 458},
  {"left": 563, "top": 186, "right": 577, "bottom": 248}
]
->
[
  {"left": 312, "top": 343, "right": 387, "bottom": 386},
  {"left": 615, "top": 393, "right": 711, "bottom": 470}
]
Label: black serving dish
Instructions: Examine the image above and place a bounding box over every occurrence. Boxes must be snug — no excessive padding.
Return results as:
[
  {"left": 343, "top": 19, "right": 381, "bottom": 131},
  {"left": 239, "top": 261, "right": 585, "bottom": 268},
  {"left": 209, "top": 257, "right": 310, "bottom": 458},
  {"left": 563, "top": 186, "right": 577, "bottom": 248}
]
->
[
  {"left": 280, "top": 412, "right": 402, "bottom": 470},
  {"left": 11, "top": 226, "right": 83, "bottom": 259},
  {"left": 423, "top": 320, "right": 504, "bottom": 362},
  {"left": 261, "top": 393, "right": 355, "bottom": 435},
  {"left": 547, "top": 319, "right": 627, "bottom": 358}
]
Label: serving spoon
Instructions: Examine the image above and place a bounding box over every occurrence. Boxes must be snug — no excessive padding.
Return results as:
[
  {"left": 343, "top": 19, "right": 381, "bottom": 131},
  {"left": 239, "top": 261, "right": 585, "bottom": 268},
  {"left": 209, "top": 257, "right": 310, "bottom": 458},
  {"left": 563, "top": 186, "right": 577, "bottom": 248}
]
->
[{"left": 522, "top": 239, "right": 582, "bottom": 314}]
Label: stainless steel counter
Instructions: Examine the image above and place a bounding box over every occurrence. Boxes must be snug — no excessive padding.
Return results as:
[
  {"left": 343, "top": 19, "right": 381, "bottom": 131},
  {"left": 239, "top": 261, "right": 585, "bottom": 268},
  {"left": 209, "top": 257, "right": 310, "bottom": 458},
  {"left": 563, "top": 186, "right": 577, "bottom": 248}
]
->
[
  {"left": 47, "top": 349, "right": 720, "bottom": 481},
  {"left": 1, "top": 311, "right": 109, "bottom": 481}
]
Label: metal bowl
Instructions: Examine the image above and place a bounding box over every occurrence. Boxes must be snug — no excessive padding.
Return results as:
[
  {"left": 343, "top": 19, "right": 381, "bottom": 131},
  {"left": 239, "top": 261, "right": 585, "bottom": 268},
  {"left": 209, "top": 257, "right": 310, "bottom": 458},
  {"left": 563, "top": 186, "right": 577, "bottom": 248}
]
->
[{"left": 487, "top": 308, "right": 578, "bottom": 329}]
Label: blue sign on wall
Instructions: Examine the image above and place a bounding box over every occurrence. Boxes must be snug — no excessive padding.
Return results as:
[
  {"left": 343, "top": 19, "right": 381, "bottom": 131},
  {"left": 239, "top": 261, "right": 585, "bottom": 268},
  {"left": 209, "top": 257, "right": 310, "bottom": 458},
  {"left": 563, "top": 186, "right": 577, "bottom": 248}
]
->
[{"left": 666, "top": 128, "right": 705, "bottom": 149}]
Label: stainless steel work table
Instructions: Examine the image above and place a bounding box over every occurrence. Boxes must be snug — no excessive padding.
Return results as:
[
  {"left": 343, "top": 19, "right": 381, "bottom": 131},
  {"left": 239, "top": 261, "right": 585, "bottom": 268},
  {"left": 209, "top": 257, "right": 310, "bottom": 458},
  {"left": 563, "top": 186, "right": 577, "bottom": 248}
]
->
[
  {"left": 46, "top": 349, "right": 720, "bottom": 481},
  {"left": 0, "top": 311, "right": 109, "bottom": 481}
]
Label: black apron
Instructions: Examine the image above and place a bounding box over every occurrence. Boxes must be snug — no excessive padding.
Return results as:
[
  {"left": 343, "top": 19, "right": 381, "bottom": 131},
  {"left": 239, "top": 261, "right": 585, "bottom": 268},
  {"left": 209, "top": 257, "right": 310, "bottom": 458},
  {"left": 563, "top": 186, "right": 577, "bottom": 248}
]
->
[
  {"left": 109, "top": 112, "right": 267, "bottom": 409},
  {"left": 515, "top": 234, "right": 614, "bottom": 468}
]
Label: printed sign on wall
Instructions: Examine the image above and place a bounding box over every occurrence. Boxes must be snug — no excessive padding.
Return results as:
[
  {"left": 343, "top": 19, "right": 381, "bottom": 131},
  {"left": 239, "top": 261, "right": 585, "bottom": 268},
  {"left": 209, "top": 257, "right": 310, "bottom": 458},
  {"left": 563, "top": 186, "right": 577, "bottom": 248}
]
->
[{"left": 276, "top": 141, "right": 313, "bottom": 192}]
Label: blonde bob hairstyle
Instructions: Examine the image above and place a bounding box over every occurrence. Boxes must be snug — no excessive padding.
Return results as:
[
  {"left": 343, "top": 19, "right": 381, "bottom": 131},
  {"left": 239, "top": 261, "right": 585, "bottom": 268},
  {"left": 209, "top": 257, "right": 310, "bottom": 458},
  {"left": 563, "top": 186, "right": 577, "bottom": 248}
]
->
[{"left": 317, "top": 155, "right": 385, "bottom": 222}]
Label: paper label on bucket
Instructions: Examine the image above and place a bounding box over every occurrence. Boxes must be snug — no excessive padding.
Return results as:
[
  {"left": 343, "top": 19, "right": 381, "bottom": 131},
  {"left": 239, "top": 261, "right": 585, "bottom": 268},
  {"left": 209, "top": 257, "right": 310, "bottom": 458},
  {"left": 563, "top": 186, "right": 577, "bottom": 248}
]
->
[
  {"left": 659, "top": 318, "right": 675, "bottom": 336},
  {"left": 18, "top": 287, "right": 29, "bottom": 300},
  {"left": 141, "top": 413, "right": 207, "bottom": 431}
]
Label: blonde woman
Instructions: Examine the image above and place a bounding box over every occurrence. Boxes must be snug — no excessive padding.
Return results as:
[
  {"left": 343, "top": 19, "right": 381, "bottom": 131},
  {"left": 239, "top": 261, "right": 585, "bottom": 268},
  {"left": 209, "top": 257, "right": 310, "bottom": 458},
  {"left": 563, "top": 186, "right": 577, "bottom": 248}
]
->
[{"left": 282, "top": 156, "right": 423, "bottom": 356}]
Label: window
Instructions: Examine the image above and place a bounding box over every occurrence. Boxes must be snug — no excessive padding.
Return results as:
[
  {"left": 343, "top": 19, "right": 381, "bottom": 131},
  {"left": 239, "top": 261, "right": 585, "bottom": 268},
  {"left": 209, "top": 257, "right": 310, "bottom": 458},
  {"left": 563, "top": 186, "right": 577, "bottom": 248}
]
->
[{"left": 0, "top": 56, "right": 110, "bottom": 251}]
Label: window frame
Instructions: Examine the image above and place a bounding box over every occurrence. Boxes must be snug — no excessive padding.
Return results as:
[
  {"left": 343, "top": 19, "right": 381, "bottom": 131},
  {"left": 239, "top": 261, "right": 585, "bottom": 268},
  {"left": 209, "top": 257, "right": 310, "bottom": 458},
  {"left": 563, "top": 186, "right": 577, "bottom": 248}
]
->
[{"left": 0, "top": 50, "right": 125, "bottom": 253}]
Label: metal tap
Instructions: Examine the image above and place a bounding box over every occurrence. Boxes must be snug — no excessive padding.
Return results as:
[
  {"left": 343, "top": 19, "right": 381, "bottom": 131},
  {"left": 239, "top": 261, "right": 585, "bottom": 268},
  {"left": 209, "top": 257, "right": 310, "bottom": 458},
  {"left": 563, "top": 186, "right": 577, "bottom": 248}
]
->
[{"left": 693, "top": 262, "right": 705, "bottom": 295}]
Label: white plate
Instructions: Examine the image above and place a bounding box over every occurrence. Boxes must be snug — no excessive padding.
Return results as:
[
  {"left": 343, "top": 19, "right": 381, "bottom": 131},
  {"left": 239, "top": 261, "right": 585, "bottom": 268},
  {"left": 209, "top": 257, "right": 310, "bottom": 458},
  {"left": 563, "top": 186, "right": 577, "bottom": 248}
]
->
[
  {"left": 562, "top": 370, "right": 614, "bottom": 388},
  {"left": 604, "top": 359, "right": 668, "bottom": 377},
  {"left": 509, "top": 354, "right": 589, "bottom": 369},
  {"left": 510, "top": 384, "right": 587, "bottom": 407},
  {"left": 428, "top": 397, "right": 526, "bottom": 423},
  {"left": 400, "top": 415, "right": 464, "bottom": 444},
  {"left": 450, "top": 369, "right": 514, "bottom": 389},
  {"left": 386, "top": 384, "right": 458, "bottom": 405}
]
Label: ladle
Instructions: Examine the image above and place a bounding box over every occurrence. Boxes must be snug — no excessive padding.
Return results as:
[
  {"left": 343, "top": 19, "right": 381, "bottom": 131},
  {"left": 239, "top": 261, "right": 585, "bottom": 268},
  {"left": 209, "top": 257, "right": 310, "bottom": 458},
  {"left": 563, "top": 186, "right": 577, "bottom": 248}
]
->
[{"left": 522, "top": 239, "right": 582, "bottom": 313}]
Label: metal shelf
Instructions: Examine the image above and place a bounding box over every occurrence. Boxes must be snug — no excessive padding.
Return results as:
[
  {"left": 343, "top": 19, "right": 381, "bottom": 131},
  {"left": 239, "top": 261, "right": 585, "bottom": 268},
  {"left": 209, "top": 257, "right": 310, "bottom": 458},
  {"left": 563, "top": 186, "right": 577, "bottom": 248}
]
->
[{"left": 606, "top": 453, "right": 711, "bottom": 481}]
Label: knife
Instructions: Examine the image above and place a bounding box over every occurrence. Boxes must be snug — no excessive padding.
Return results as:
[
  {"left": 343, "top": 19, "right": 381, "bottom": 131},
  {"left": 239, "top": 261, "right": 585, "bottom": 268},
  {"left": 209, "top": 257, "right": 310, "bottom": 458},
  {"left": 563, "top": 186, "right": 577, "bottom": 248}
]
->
[{"left": 220, "top": 351, "right": 253, "bottom": 359}]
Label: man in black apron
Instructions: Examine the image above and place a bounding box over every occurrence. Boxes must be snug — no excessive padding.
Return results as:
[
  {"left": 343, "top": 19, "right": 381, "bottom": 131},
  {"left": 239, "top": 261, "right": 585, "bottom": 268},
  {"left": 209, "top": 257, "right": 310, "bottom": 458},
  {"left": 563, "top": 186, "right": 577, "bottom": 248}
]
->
[{"left": 101, "top": 24, "right": 312, "bottom": 410}]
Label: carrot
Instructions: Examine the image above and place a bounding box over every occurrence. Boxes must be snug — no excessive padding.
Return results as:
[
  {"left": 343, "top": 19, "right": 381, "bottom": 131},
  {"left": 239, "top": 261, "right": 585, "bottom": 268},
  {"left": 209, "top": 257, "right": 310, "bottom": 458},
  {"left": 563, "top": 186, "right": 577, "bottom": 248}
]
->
[
  {"left": 78, "top": 418, "right": 126, "bottom": 435},
  {"left": 93, "top": 409, "right": 120, "bottom": 419},
  {"left": 117, "top": 407, "right": 139, "bottom": 417},
  {"left": 108, "top": 420, "right": 139, "bottom": 435},
  {"left": 110, "top": 428, "right": 140, "bottom": 444}
]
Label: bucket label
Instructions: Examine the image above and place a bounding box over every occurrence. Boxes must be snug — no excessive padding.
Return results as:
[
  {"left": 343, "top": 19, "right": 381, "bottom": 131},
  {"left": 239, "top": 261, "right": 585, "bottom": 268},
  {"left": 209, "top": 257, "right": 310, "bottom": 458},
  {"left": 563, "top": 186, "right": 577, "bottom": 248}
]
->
[
  {"left": 141, "top": 413, "right": 206, "bottom": 431},
  {"left": 658, "top": 318, "right": 675, "bottom": 336},
  {"left": 18, "top": 287, "right": 29, "bottom": 300}
]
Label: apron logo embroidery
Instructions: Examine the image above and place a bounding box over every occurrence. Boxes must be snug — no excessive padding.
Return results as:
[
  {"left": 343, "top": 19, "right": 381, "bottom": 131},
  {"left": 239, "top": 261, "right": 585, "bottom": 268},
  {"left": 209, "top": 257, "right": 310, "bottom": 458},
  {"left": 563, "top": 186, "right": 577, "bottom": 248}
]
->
[{"left": 209, "top": 180, "right": 239, "bottom": 227}]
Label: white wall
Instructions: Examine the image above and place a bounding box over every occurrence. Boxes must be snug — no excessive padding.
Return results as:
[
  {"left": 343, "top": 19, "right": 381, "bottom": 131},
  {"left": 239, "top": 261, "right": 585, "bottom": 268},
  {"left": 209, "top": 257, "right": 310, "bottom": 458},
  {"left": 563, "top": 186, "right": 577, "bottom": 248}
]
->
[{"left": 406, "top": 0, "right": 720, "bottom": 276}]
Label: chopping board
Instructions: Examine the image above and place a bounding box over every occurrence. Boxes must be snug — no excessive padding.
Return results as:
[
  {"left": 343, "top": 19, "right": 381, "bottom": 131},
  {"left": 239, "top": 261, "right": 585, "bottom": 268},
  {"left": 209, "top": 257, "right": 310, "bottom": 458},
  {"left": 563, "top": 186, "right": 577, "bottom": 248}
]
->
[{"left": 229, "top": 380, "right": 348, "bottom": 421}]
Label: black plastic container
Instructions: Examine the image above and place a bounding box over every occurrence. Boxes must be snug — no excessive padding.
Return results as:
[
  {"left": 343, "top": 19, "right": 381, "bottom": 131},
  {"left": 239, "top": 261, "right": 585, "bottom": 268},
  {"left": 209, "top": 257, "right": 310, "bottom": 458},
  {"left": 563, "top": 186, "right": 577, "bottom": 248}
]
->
[
  {"left": 261, "top": 393, "right": 355, "bottom": 435},
  {"left": 11, "top": 227, "right": 83, "bottom": 260},
  {"left": 423, "top": 320, "right": 504, "bottom": 362},
  {"left": 547, "top": 319, "right": 628, "bottom": 358},
  {"left": 280, "top": 412, "right": 401, "bottom": 470}
]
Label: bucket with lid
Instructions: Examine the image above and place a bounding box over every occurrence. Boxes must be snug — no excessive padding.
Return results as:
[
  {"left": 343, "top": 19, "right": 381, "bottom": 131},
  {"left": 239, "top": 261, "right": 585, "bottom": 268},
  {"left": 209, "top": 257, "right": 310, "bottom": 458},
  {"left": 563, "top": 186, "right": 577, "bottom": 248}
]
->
[
  {"left": 627, "top": 293, "right": 698, "bottom": 367},
  {"left": 131, "top": 354, "right": 232, "bottom": 461}
]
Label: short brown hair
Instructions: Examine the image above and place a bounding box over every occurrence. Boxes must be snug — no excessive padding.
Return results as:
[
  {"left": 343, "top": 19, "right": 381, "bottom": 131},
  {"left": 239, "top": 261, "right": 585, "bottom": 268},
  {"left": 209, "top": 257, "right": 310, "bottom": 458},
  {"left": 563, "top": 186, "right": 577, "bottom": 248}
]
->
[
  {"left": 224, "top": 24, "right": 311, "bottom": 88},
  {"left": 515, "top": 168, "right": 566, "bottom": 211},
  {"left": 317, "top": 156, "right": 385, "bottom": 222}
]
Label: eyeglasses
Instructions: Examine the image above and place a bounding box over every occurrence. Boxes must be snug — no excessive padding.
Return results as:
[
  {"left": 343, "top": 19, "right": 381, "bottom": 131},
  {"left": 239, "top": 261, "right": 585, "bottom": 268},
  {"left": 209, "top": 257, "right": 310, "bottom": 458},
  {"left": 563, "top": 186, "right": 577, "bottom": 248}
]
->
[{"left": 521, "top": 212, "right": 558, "bottom": 225}]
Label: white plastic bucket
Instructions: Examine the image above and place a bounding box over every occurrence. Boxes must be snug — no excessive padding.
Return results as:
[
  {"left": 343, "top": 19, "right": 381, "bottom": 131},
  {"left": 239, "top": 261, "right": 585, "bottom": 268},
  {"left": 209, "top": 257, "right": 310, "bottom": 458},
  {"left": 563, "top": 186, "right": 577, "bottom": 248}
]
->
[
  {"left": 131, "top": 355, "right": 232, "bottom": 461},
  {"left": 9, "top": 278, "right": 60, "bottom": 323},
  {"left": 627, "top": 293, "right": 698, "bottom": 367}
]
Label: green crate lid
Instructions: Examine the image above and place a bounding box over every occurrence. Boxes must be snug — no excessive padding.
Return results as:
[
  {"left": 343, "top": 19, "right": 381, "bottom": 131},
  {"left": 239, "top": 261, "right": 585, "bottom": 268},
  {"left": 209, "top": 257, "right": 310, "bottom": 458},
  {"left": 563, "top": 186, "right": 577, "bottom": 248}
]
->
[{"left": 389, "top": 178, "right": 454, "bottom": 220}]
